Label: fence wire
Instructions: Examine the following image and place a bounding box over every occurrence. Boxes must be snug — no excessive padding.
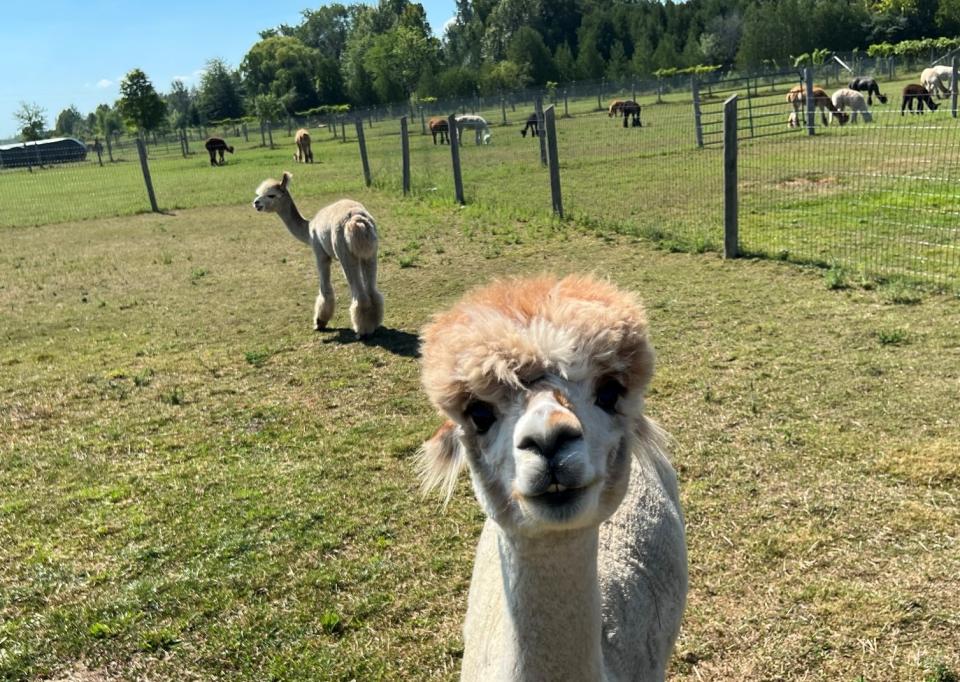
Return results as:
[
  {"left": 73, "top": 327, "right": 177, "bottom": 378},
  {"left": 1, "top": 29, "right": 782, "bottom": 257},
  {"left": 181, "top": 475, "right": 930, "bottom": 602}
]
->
[
  {"left": 739, "top": 107, "right": 960, "bottom": 288},
  {"left": 2, "top": 73, "right": 959, "bottom": 290}
]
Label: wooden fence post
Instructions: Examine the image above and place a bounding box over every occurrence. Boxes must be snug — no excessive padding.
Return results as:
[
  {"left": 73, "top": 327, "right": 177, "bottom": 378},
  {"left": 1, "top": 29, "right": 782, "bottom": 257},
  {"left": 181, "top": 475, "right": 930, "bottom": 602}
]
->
[
  {"left": 692, "top": 76, "right": 704, "bottom": 148},
  {"left": 952, "top": 57, "right": 958, "bottom": 119},
  {"left": 746, "top": 77, "right": 756, "bottom": 138},
  {"left": 267, "top": 120, "right": 274, "bottom": 149},
  {"left": 448, "top": 113, "right": 465, "bottom": 205},
  {"left": 242, "top": 123, "right": 249, "bottom": 142},
  {"left": 340, "top": 116, "right": 347, "bottom": 142},
  {"left": 501, "top": 96, "right": 508, "bottom": 125},
  {"left": 536, "top": 96, "right": 547, "bottom": 167},
  {"left": 355, "top": 117, "right": 371, "bottom": 187},
  {"left": 563, "top": 90, "right": 570, "bottom": 118},
  {"left": 420, "top": 107, "right": 427, "bottom": 135},
  {"left": 105, "top": 134, "right": 114, "bottom": 162},
  {"left": 723, "top": 95, "right": 738, "bottom": 259},
  {"left": 135, "top": 136, "right": 160, "bottom": 214},
  {"left": 401, "top": 116, "right": 410, "bottom": 195},
  {"left": 804, "top": 68, "right": 815, "bottom": 136},
  {"left": 544, "top": 105, "right": 563, "bottom": 218}
]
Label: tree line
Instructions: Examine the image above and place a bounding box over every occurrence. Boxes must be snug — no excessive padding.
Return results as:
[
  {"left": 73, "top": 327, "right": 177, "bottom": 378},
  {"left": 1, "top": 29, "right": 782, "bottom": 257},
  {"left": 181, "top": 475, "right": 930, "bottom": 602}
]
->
[{"left": 14, "top": 0, "right": 960, "bottom": 142}]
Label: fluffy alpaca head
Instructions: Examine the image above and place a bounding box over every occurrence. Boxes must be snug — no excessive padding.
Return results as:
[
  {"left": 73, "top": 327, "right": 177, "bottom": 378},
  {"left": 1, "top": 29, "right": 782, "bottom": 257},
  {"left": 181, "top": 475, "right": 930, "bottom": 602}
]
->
[
  {"left": 252, "top": 171, "right": 292, "bottom": 213},
  {"left": 418, "top": 274, "right": 656, "bottom": 535}
]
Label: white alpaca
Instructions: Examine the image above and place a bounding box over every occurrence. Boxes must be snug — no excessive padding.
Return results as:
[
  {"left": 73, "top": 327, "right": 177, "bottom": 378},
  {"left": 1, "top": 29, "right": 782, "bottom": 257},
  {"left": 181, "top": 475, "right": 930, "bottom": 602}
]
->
[
  {"left": 831, "top": 88, "right": 873, "bottom": 124},
  {"left": 921, "top": 66, "right": 953, "bottom": 99},
  {"left": 418, "top": 274, "right": 688, "bottom": 681},
  {"left": 252, "top": 172, "right": 383, "bottom": 337},
  {"left": 455, "top": 114, "right": 492, "bottom": 145}
]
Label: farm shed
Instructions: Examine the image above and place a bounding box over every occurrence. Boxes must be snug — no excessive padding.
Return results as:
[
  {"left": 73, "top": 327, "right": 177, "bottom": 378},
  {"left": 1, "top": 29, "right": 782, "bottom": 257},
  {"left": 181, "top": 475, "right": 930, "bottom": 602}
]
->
[{"left": 0, "top": 137, "right": 87, "bottom": 168}]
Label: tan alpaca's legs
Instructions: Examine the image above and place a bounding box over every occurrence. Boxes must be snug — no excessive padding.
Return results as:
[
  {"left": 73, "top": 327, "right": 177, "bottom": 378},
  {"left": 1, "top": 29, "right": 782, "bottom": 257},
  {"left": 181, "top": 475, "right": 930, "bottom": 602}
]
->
[
  {"left": 313, "top": 249, "right": 335, "bottom": 331},
  {"left": 340, "top": 255, "right": 380, "bottom": 337},
  {"left": 359, "top": 258, "right": 383, "bottom": 334}
]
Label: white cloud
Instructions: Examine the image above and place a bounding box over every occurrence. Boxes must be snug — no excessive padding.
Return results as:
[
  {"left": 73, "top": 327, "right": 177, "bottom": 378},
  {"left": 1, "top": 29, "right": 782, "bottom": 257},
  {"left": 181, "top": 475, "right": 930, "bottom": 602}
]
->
[
  {"left": 96, "top": 79, "right": 113, "bottom": 89},
  {"left": 442, "top": 15, "right": 456, "bottom": 36},
  {"left": 173, "top": 68, "right": 206, "bottom": 85}
]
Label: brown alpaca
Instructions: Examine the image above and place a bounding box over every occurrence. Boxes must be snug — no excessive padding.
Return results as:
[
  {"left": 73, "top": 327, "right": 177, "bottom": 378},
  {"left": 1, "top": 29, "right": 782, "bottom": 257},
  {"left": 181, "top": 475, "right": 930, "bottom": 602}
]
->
[
  {"left": 428, "top": 117, "right": 449, "bottom": 145},
  {"left": 294, "top": 128, "right": 313, "bottom": 163},
  {"left": 615, "top": 101, "right": 642, "bottom": 128},
  {"left": 607, "top": 99, "right": 626, "bottom": 117},
  {"left": 786, "top": 85, "right": 849, "bottom": 127},
  {"left": 204, "top": 137, "right": 234, "bottom": 166},
  {"left": 901, "top": 84, "right": 940, "bottom": 115}
]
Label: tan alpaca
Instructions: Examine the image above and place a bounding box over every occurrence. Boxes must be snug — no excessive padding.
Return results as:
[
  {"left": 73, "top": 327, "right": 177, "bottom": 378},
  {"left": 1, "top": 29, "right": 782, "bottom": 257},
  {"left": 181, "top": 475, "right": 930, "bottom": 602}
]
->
[
  {"left": 418, "top": 274, "right": 688, "bottom": 681},
  {"left": 787, "top": 85, "right": 849, "bottom": 126},
  {"left": 294, "top": 128, "right": 313, "bottom": 163},
  {"left": 252, "top": 172, "right": 382, "bottom": 336}
]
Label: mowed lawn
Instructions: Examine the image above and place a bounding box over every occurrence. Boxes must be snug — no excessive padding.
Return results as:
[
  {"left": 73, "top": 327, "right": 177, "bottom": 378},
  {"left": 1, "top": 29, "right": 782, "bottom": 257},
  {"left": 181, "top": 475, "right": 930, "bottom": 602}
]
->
[{"left": 1, "top": 191, "right": 958, "bottom": 680}]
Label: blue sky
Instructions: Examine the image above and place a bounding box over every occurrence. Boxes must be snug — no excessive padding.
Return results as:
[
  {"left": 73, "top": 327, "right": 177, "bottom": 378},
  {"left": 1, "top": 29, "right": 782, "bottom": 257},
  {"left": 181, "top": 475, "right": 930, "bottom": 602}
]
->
[{"left": 1, "top": 1, "right": 457, "bottom": 139}]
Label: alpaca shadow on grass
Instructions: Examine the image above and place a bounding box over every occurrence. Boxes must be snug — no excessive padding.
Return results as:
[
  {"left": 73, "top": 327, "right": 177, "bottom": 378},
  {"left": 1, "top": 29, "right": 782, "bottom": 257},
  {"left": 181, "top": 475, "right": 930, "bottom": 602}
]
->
[{"left": 321, "top": 326, "right": 420, "bottom": 358}]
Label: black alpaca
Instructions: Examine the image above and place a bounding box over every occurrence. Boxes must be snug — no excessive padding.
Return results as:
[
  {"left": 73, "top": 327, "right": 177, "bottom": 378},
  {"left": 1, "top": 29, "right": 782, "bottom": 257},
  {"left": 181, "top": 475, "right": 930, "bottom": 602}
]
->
[
  {"left": 619, "top": 101, "right": 642, "bottom": 128},
  {"left": 901, "top": 84, "right": 939, "bottom": 115},
  {"left": 204, "top": 137, "right": 234, "bottom": 166},
  {"left": 520, "top": 113, "right": 539, "bottom": 138},
  {"left": 848, "top": 77, "right": 888, "bottom": 105}
]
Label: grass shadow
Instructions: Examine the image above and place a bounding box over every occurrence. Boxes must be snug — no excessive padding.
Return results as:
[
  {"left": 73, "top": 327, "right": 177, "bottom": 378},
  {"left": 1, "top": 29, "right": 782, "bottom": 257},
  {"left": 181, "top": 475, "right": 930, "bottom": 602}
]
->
[{"left": 321, "top": 326, "right": 420, "bottom": 358}]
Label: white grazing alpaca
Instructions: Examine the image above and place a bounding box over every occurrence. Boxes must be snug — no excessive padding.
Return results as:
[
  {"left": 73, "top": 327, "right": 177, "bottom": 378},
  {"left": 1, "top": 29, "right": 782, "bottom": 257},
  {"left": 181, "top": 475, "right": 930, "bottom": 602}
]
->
[
  {"left": 921, "top": 66, "right": 953, "bottom": 99},
  {"left": 418, "top": 274, "right": 688, "bottom": 681},
  {"left": 831, "top": 88, "right": 873, "bottom": 124},
  {"left": 455, "top": 114, "right": 492, "bottom": 145},
  {"left": 252, "top": 172, "right": 383, "bottom": 337}
]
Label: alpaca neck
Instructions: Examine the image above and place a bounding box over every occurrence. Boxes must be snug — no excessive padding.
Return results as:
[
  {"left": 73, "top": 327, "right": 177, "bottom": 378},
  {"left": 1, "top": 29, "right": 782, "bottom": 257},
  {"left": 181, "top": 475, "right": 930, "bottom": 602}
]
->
[
  {"left": 276, "top": 197, "right": 311, "bottom": 245},
  {"left": 496, "top": 525, "right": 604, "bottom": 679}
]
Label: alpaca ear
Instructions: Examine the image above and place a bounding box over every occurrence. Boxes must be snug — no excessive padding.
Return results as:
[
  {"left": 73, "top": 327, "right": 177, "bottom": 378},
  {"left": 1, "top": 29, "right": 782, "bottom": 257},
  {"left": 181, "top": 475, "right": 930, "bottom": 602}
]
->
[
  {"left": 280, "top": 171, "right": 292, "bottom": 188},
  {"left": 416, "top": 420, "right": 465, "bottom": 505}
]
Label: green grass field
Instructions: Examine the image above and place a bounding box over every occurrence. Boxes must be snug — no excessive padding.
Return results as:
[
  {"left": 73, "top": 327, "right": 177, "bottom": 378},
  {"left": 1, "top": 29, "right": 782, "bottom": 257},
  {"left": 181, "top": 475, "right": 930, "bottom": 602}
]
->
[{"left": 1, "top": 178, "right": 959, "bottom": 680}]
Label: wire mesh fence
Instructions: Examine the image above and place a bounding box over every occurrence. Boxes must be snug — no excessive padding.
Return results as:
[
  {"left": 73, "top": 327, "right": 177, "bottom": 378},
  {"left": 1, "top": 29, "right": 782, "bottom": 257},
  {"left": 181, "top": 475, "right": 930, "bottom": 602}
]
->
[
  {"left": 2, "top": 72, "right": 959, "bottom": 289},
  {"left": 738, "top": 107, "right": 960, "bottom": 288}
]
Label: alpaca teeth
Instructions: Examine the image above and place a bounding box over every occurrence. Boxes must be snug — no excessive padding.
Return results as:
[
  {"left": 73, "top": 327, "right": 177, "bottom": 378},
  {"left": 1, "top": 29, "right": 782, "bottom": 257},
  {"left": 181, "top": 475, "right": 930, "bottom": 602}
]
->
[{"left": 547, "top": 484, "right": 568, "bottom": 494}]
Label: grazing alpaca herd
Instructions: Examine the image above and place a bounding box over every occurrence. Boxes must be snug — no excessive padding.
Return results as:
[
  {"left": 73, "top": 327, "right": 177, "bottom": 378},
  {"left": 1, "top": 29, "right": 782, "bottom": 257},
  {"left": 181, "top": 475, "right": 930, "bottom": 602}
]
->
[{"left": 786, "top": 67, "right": 955, "bottom": 127}]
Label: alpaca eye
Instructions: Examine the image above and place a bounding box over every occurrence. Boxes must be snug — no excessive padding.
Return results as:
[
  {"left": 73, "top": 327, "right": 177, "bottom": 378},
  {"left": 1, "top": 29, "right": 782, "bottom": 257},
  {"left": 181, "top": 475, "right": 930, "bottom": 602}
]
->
[
  {"left": 465, "top": 400, "right": 497, "bottom": 434},
  {"left": 595, "top": 379, "right": 624, "bottom": 414}
]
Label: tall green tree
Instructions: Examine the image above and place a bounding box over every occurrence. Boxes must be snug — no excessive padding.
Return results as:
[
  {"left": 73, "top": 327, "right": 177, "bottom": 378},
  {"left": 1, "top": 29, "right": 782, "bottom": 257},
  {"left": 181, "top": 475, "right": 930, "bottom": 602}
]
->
[
  {"left": 197, "top": 59, "right": 245, "bottom": 121},
  {"left": 507, "top": 26, "right": 556, "bottom": 84},
  {"left": 54, "top": 105, "right": 83, "bottom": 137},
  {"left": 117, "top": 69, "right": 167, "bottom": 133},
  {"left": 241, "top": 36, "right": 328, "bottom": 113},
  {"left": 14, "top": 102, "right": 46, "bottom": 141}
]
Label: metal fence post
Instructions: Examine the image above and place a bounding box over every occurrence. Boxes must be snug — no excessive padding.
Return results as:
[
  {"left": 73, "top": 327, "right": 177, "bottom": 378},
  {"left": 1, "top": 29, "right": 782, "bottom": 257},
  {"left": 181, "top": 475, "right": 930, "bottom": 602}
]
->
[
  {"left": 448, "top": 114, "right": 465, "bottom": 205},
  {"left": 535, "top": 96, "right": 547, "bottom": 167},
  {"left": 544, "top": 105, "right": 563, "bottom": 218},
  {"left": 135, "top": 136, "right": 160, "bottom": 214},
  {"left": 952, "top": 57, "right": 958, "bottom": 119},
  {"left": 355, "top": 117, "right": 371, "bottom": 187},
  {"left": 692, "top": 76, "right": 704, "bottom": 148},
  {"left": 723, "top": 95, "right": 738, "bottom": 259},
  {"left": 400, "top": 116, "right": 410, "bottom": 195},
  {"left": 804, "top": 68, "right": 815, "bottom": 136}
]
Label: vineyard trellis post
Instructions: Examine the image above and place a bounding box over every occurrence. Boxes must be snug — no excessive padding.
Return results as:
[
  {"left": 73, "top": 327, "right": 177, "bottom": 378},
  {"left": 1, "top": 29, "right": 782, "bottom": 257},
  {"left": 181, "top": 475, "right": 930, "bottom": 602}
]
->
[
  {"left": 355, "top": 117, "right": 371, "bottom": 187},
  {"left": 400, "top": 116, "right": 410, "bottom": 196},
  {"left": 135, "top": 136, "right": 160, "bottom": 214},
  {"left": 535, "top": 96, "right": 547, "bottom": 167},
  {"left": 448, "top": 113, "right": 465, "bottom": 205},
  {"left": 952, "top": 57, "right": 958, "bottom": 119},
  {"left": 723, "top": 95, "right": 738, "bottom": 259},
  {"left": 804, "top": 68, "right": 815, "bottom": 136},
  {"left": 544, "top": 105, "right": 563, "bottom": 218},
  {"left": 692, "top": 76, "right": 704, "bottom": 148}
]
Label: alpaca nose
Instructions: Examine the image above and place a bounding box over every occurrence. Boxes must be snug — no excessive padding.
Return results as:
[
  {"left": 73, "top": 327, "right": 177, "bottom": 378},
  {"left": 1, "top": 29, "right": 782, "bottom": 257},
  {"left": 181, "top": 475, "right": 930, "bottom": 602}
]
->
[
  {"left": 515, "top": 391, "right": 583, "bottom": 461},
  {"left": 518, "top": 425, "right": 582, "bottom": 461}
]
